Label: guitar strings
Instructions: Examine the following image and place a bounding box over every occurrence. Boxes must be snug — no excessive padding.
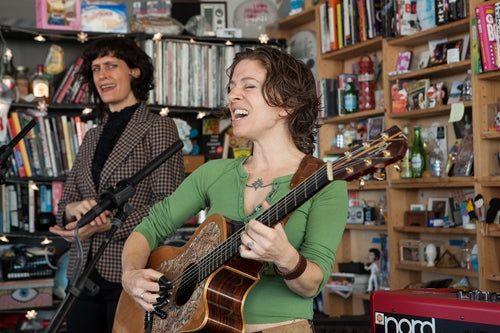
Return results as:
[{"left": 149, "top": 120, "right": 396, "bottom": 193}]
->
[{"left": 166, "top": 129, "right": 404, "bottom": 296}]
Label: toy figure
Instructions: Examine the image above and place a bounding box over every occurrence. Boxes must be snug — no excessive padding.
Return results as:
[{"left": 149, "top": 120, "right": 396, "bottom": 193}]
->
[
  {"left": 364, "top": 248, "right": 380, "bottom": 292},
  {"left": 47, "top": 0, "right": 66, "bottom": 25}
]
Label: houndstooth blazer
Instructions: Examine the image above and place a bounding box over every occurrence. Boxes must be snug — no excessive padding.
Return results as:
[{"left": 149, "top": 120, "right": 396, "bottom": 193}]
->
[{"left": 55, "top": 103, "right": 185, "bottom": 284}]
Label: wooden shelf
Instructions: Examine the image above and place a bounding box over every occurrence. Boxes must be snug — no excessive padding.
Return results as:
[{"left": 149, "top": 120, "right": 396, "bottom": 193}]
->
[
  {"left": 389, "top": 176, "right": 475, "bottom": 189},
  {"left": 394, "top": 226, "right": 476, "bottom": 235},
  {"left": 396, "top": 263, "right": 479, "bottom": 278},
  {"left": 322, "top": 36, "right": 383, "bottom": 61},
  {"left": 388, "top": 101, "right": 473, "bottom": 119},
  {"left": 347, "top": 180, "right": 388, "bottom": 190},
  {"left": 276, "top": 6, "right": 316, "bottom": 29},
  {"left": 387, "top": 18, "right": 470, "bottom": 47},
  {"left": 389, "top": 60, "right": 471, "bottom": 80},
  {"left": 319, "top": 109, "right": 385, "bottom": 125},
  {"left": 346, "top": 224, "right": 387, "bottom": 231}
]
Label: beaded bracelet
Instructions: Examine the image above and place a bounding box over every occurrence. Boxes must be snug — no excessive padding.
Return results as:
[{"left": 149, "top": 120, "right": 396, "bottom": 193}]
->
[{"left": 273, "top": 252, "right": 307, "bottom": 280}]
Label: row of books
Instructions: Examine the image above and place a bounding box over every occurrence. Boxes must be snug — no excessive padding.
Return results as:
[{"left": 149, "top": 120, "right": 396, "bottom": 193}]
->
[
  {"left": 6, "top": 109, "right": 97, "bottom": 178},
  {"left": 319, "top": 0, "right": 384, "bottom": 53},
  {"left": 143, "top": 39, "right": 250, "bottom": 109},
  {"left": 51, "top": 57, "right": 91, "bottom": 105},
  {"left": 0, "top": 181, "right": 63, "bottom": 234},
  {"left": 474, "top": 3, "right": 500, "bottom": 73}
]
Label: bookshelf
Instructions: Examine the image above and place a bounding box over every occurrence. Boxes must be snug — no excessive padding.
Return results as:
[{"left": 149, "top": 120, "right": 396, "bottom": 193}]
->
[{"left": 273, "top": 0, "right": 498, "bottom": 317}]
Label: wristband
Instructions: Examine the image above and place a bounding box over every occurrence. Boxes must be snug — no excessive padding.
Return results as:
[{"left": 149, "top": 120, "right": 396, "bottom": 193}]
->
[{"left": 274, "top": 252, "right": 307, "bottom": 280}]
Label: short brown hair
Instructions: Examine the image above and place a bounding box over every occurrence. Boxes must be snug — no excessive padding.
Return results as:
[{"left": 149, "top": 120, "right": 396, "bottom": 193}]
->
[{"left": 223, "top": 46, "right": 321, "bottom": 155}]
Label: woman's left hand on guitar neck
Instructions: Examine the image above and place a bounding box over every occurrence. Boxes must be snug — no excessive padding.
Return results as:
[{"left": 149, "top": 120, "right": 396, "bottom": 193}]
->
[{"left": 239, "top": 202, "right": 323, "bottom": 298}]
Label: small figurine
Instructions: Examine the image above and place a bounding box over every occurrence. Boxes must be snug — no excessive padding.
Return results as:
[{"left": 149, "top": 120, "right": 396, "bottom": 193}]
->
[{"left": 364, "top": 248, "right": 380, "bottom": 292}]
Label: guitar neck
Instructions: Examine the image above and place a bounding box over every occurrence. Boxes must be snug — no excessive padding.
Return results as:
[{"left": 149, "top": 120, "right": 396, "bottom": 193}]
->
[{"left": 197, "top": 125, "right": 407, "bottom": 282}]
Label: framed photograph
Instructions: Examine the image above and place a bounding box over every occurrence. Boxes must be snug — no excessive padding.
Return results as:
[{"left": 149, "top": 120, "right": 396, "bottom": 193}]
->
[
  {"left": 411, "top": 51, "right": 431, "bottom": 70},
  {"left": 430, "top": 39, "right": 463, "bottom": 67},
  {"left": 427, "top": 197, "right": 449, "bottom": 220},
  {"left": 399, "top": 239, "right": 425, "bottom": 265},
  {"left": 406, "top": 79, "right": 430, "bottom": 110}
]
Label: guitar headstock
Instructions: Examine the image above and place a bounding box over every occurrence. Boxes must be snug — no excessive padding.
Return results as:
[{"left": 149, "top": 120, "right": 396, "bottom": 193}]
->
[{"left": 330, "top": 125, "right": 408, "bottom": 182}]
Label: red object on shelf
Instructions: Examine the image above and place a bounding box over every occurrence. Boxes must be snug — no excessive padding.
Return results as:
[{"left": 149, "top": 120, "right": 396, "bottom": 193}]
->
[{"left": 358, "top": 55, "right": 375, "bottom": 111}]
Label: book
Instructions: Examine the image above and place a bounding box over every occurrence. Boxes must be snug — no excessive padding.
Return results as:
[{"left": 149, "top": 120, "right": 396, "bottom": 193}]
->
[
  {"left": 9, "top": 112, "right": 33, "bottom": 177},
  {"left": 390, "top": 79, "right": 410, "bottom": 113},
  {"left": 53, "top": 117, "right": 69, "bottom": 174},
  {"left": 60, "top": 115, "right": 74, "bottom": 170},
  {"left": 320, "top": 78, "right": 340, "bottom": 118},
  {"left": 396, "top": 51, "right": 412, "bottom": 73},
  {"left": 447, "top": 81, "right": 464, "bottom": 104},
  {"left": 44, "top": 117, "right": 59, "bottom": 177},
  {"left": 51, "top": 181, "right": 64, "bottom": 217},
  {"left": 406, "top": 79, "right": 430, "bottom": 110},
  {"left": 471, "top": 17, "right": 483, "bottom": 74},
  {"left": 475, "top": 4, "right": 499, "bottom": 72},
  {"left": 328, "top": 0, "right": 340, "bottom": 50},
  {"left": 55, "top": 57, "right": 84, "bottom": 103},
  {"left": 400, "top": 0, "right": 418, "bottom": 35},
  {"left": 36, "top": 116, "right": 53, "bottom": 177},
  {"left": 6, "top": 117, "right": 26, "bottom": 177}
]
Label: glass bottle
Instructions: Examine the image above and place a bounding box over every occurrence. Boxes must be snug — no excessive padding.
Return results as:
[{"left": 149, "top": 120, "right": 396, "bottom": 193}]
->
[
  {"left": 462, "top": 69, "right": 472, "bottom": 101},
  {"left": 343, "top": 77, "right": 358, "bottom": 113},
  {"left": 343, "top": 122, "right": 357, "bottom": 147},
  {"left": 410, "top": 125, "right": 425, "bottom": 178},
  {"left": 15, "top": 65, "right": 29, "bottom": 101},
  {"left": 460, "top": 237, "right": 473, "bottom": 270},
  {"left": 399, "top": 124, "right": 412, "bottom": 179},
  {"left": 336, "top": 124, "right": 345, "bottom": 148},
  {"left": 1, "top": 51, "right": 16, "bottom": 92},
  {"left": 30, "top": 64, "right": 50, "bottom": 102}
]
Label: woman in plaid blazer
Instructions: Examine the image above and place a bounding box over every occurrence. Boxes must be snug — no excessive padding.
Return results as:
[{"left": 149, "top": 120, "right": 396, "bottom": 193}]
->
[{"left": 49, "top": 36, "right": 184, "bottom": 332}]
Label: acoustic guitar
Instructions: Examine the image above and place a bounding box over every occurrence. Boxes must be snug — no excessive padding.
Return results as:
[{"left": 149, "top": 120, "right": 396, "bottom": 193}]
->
[{"left": 113, "top": 125, "right": 407, "bottom": 333}]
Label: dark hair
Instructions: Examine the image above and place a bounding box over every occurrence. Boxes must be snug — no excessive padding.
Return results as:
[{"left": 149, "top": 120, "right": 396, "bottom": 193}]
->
[
  {"left": 77, "top": 36, "right": 154, "bottom": 117},
  {"left": 369, "top": 248, "right": 381, "bottom": 260},
  {"left": 223, "top": 46, "right": 321, "bottom": 155}
]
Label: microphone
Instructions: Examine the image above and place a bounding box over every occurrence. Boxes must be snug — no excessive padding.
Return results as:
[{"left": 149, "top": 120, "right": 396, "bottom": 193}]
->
[
  {"left": 76, "top": 140, "right": 183, "bottom": 228},
  {"left": 0, "top": 119, "right": 36, "bottom": 168}
]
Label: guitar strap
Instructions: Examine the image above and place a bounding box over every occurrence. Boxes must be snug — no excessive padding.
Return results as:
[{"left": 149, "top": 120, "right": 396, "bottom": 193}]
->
[{"left": 280, "top": 154, "right": 326, "bottom": 227}]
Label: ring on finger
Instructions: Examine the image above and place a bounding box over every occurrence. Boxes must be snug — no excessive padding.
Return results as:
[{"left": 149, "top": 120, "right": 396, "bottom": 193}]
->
[
  {"left": 140, "top": 292, "right": 145, "bottom": 300},
  {"left": 247, "top": 241, "right": 254, "bottom": 248}
]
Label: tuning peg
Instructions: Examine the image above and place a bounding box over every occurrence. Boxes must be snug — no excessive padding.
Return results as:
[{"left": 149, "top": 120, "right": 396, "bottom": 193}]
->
[
  {"left": 373, "top": 169, "right": 386, "bottom": 181},
  {"left": 393, "top": 163, "right": 401, "bottom": 172}
]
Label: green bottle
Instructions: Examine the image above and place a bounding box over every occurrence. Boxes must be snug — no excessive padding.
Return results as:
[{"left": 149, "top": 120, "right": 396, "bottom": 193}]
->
[
  {"left": 411, "top": 125, "right": 425, "bottom": 178},
  {"left": 400, "top": 124, "right": 412, "bottom": 179},
  {"left": 343, "top": 77, "right": 358, "bottom": 113}
]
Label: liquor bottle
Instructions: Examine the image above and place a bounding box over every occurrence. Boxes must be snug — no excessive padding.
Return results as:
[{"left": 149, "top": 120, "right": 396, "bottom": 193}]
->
[
  {"left": 30, "top": 64, "right": 50, "bottom": 102},
  {"left": 15, "top": 66, "right": 29, "bottom": 101},
  {"left": 410, "top": 125, "right": 425, "bottom": 178},
  {"left": 343, "top": 77, "right": 358, "bottom": 113},
  {"left": 1, "top": 51, "right": 16, "bottom": 92},
  {"left": 336, "top": 124, "right": 345, "bottom": 148},
  {"left": 399, "top": 124, "right": 412, "bottom": 178}
]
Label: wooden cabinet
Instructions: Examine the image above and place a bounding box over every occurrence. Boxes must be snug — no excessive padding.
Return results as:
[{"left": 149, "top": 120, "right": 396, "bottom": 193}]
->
[{"left": 273, "top": 0, "right": 500, "bottom": 316}]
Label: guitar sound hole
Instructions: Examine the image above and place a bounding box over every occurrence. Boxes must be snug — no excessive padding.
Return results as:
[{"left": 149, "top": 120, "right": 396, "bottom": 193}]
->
[{"left": 175, "top": 263, "right": 198, "bottom": 306}]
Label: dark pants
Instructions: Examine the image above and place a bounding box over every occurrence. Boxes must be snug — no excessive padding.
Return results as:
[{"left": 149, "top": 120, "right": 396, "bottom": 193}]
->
[{"left": 65, "top": 270, "right": 122, "bottom": 333}]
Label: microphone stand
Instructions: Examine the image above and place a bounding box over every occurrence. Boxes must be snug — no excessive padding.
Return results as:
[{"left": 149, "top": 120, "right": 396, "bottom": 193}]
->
[
  {"left": 0, "top": 119, "right": 36, "bottom": 184},
  {"left": 44, "top": 140, "right": 183, "bottom": 333},
  {"left": 45, "top": 204, "right": 132, "bottom": 333}
]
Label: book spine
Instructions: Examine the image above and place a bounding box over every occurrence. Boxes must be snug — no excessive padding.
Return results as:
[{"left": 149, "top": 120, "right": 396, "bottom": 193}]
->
[
  {"left": 60, "top": 115, "right": 73, "bottom": 170},
  {"left": 54, "top": 117, "right": 69, "bottom": 174},
  {"left": 10, "top": 112, "right": 32, "bottom": 177},
  {"left": 56, "top": 57, "right": 84, "bottom": 104},
  {"left": 328, "top": 0, "right": 339, "bottom": 50},
  {"left": 475, "top": 4, "right": 499, "bottom": 72},
  {"left": 36, "top": 116, "right": 53, "bottom": 177},
  {"left": 6, "top": 117, "right": 26, "bottom": 177},
  {"left": 51, "top": 180, "right": 64, "bottom": 217},
  {"left": 495, "top": 2, "right": 500, "bottom": 67},
  {"left": 44, "top": 117, "right": 59, "bottom": 177}
]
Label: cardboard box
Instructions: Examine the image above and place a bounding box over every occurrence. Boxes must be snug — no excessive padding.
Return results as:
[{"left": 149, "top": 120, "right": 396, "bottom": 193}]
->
[
  {"left": 81, "top": 2, "right": 128, "bottom": 33},
  {"left": 183, "top": 155, "right": 204, "bottom": 174},
  {"left": 36, "top": 0, "right": 82, "bottom": 31},
  {"left": 0, "top": 278, "right": 53, "bottom": 310}
]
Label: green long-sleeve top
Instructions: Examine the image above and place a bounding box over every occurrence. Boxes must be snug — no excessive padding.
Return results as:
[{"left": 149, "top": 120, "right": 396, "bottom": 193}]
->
[{"left": 134, "top": 156, "right": 348, "bottom": 324}]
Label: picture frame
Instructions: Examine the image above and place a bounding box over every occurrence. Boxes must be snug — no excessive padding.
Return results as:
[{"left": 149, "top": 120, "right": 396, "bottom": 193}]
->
[
  {"left": 399, "top": 239, "right": 425, "bottom": 265},
  {"left": 396, "top": 51, "right": 412, "bottom": 73},
  {"left": 427, "top": 197, "right": 450, "bottom": 220},
  {"left": 429, "top": 39, "right": 463, "bottom": 67},
  {"left": 411, "top": 51, "right": 431, "bottom": 70}
]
